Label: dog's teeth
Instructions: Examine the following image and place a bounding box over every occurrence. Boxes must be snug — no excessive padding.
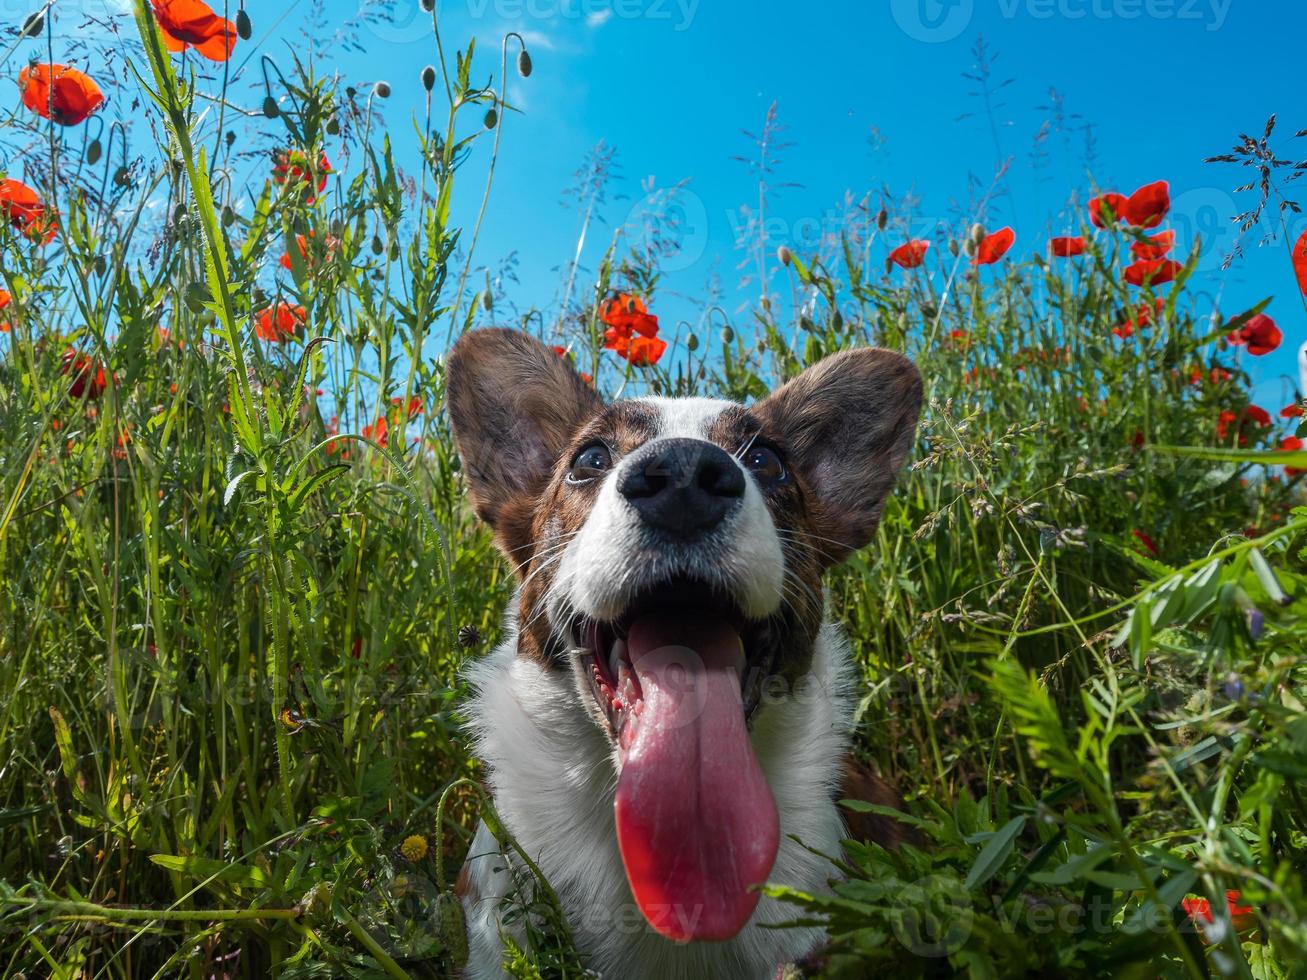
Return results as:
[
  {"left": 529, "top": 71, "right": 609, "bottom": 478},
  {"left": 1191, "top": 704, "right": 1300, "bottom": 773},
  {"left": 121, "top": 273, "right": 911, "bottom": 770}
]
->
[{"left": 609, "top": 637, "right": 626, "bottom": 684}]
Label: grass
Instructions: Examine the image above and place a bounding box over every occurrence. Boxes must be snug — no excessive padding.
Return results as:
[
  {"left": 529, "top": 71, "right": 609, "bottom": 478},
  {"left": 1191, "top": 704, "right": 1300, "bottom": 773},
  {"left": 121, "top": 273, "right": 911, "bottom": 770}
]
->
[{"left": 1, "top": 4, "right": 1306, "bottom": 978}]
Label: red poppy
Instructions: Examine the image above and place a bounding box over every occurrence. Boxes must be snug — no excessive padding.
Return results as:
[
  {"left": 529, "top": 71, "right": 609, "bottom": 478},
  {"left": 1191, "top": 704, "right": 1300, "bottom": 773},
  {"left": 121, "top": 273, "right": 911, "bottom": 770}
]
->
[
  {"left": 601, "top": 292, "right": 660, "bottom": 340},
  {"left": 279, "top": 231, "right": 338, "bottom": 270},
  {"left": 0, "top": 289, "right": 10, "bottom": 333},
  {"left": 1193, "top": 365, "right": 1233, "bottom": 386},
  {"left": 1131, "top": 229, "right": 1175, "bottom": 261},
  {"left": 254, "top": 303, "right": 306, "bottom": 343},
  {"left": 1124, "top": 180, "right": 1170, "bottom": 229},
  {"left": 151, "top": 0, "right": 237, "bottom": 62},
  {"left": 1182, "top": 890, "right": 1256, "bottom": 944},
  {"left": 1089, "top": 192, "right": 1128, "bottom": 229},
  {"left": 1294, "top": 231, "right": 1307, "bottom": 296},
  {"left": 1131, "top": 529, "right": 1158, "bottom": 557},
  {"left": 1049, "top": 236, "right": 1085, "bottom": 258},
  {"left": 19, "top": 64, "right": 105, "bottom": 126},
  {"left": 1281, "top": 403, "right": 1304, "bottom": 419},
  {"left": 888, "top": 239, "right": 931, "bottom": 269},
  {"left": 273, "top": 149, "right": 332, "bottom": 204},
  {"left": 0, "top": 179, "right": 58, "bottom": 244},
  {"left": 1124, "top": 258, "right": 1182, "bottom": 288},
  {"left": 1227, "top": 313, "right": 1282, "bottom": 357},
  {"left": 1218, "top": 405, "right": 1272, "bottom": 444},
  {"left": 974, "top": 227, "right": 1015, "bottom": 265},
  {"left": 390, "top": 395, "right": 424, "bottom": 419},
  {"left": 1283, "top": 437, "right": 1306, "bottom": 477},
  {"left": 62, "top": 349, "right": 108, "bottom": 400},
  {"left": 550, "top": 345, "right": 568, "bottom": 357},
  {"left": 362, "top": 415, "right": 389, "bottom": 448},
  {"left": 1114, "top": 298, "right": 1164, "bottom": 339},
  {"left": 605, "top": 332, "right": 667, "bottom": 367}
]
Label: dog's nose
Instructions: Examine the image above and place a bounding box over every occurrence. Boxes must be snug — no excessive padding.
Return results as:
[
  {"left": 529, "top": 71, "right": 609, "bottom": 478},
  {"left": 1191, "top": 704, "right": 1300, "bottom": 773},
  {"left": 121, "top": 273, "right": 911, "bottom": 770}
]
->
[{"left": 618, "top": 438, "right": 746, "bottom": 537}]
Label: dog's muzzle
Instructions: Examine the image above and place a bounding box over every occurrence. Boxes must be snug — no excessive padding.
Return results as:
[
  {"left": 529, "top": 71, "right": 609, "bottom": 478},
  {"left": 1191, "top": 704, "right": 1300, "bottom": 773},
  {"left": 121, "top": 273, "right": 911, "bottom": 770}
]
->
[{"left": 617, "top": 437, "right": 745, "bottom": 538}]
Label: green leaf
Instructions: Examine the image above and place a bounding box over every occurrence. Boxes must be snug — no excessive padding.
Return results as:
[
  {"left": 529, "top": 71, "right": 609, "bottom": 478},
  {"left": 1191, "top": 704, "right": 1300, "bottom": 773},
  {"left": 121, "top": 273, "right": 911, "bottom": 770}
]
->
[{"left": 964, "top": 815, "right": 1026, "bottom": 890}]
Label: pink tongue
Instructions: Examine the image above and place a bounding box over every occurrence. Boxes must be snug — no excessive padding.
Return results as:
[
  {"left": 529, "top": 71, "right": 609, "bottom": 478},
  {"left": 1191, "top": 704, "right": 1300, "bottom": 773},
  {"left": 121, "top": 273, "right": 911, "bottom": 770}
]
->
[{"left": 614, "top": 612, "right": 779, "bottom": 943}]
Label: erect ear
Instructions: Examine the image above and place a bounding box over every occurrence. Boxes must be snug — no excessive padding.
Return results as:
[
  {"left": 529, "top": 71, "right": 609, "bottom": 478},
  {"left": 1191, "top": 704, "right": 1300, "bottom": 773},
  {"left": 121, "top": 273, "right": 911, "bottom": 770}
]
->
[
  {"left": 751, "top": 348, "right": 922, "bottom": 564},
  {"left": 446, "top": 329, "right": 601, "bottom": 555}
]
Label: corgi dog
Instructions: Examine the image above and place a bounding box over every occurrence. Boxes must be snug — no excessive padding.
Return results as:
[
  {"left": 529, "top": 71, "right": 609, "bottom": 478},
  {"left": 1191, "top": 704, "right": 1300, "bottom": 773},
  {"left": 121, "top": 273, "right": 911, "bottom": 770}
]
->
[{"left": 445, "top": 328, "right": 921, "bottom": 979}]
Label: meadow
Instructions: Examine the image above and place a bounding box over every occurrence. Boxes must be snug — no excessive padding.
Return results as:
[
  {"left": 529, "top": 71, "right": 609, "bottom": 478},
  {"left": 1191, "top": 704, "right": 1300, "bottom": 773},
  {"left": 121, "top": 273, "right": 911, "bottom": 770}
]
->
[{"left": 1, "top": 3, "right": 1306, "bottom": 978}]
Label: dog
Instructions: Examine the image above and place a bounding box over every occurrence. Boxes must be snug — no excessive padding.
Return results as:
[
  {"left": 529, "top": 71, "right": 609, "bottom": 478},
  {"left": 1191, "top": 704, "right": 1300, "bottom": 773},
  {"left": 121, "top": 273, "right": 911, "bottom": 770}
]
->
[{"left": 445, "top": 328, "right": 922, "bottom": 979}]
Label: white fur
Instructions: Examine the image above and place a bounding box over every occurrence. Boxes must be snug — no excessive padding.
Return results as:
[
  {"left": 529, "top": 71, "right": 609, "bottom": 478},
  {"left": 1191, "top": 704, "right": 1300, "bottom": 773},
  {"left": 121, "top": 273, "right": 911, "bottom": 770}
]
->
[
  {"left": 459, "top": 397, "right": 853, "bottom": 979},
  {"left": 461, "top": 613, "right": 855, "bottom": 980},
  {"left": 553, "top": 398, "right": 784, "bottom": 623}
]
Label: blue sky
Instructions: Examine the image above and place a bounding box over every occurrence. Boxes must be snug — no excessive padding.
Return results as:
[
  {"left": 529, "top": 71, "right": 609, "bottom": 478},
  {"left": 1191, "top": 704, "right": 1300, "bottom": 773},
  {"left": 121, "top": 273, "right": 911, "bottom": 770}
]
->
[{"left": 25, "top": 1, "right": 1307, "bottom": 403}]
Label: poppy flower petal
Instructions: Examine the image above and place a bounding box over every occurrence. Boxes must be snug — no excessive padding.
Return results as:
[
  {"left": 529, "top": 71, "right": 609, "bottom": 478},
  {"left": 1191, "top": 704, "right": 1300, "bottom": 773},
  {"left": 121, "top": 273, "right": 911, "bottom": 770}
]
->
[
  {"left": 1125, "top": 180, "right": 1170, "bottom": 229},
  {"left": 974, "top": 226, "right": 1015, "bottom": 265}
]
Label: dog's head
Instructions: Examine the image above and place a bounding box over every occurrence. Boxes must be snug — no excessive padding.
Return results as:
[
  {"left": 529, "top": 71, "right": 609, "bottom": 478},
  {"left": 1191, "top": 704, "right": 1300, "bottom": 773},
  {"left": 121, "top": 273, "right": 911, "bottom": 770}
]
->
[{"left": 447, "top": 328, "right": 921, "bottom": 943}]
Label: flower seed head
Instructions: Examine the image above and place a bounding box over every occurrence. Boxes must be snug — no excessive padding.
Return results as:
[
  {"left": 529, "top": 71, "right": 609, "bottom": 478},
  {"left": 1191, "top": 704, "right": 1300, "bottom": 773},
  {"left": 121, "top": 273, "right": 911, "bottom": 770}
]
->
[
  {"left": 876, "top": 208, "right": 888, "bottom": 230},
  {"left": 236, "top": 9, "right": 252, "bottom": 39},
  {"left": 483, "top": 107, "right": 498, "bottom": 129},
  {"left": 969, "top": 223, "right": 986, "bottom": 245},
  {"left": 400, "top": 835, "right": 429, "bottom": 862},
  {"left": 518, "top": 49, "right": 533, "bottom": 77},
  {"left": 776, "top": 245, "right": 793, "bottom": 267},
  {"left": 422, "top": 65, "right": 436, "bottom": 91},
  {"left": 374, "top": 80, "right": 392, "bottom": 99},
  {"left": 948, "top": 239, "right": 960, "bottom": 257},
  {"left": 262, "top": 97, "right": 280, "bottom": 119}
]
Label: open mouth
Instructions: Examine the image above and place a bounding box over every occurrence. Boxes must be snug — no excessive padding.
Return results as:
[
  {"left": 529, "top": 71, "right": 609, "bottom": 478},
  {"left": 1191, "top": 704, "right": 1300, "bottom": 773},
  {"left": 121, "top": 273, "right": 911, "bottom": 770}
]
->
[
  {"left": 571, "top": 577, "right": 774, "bottom": 750},
  {"left": 567, "top": 575, "right": 782, "bottom": 945}
]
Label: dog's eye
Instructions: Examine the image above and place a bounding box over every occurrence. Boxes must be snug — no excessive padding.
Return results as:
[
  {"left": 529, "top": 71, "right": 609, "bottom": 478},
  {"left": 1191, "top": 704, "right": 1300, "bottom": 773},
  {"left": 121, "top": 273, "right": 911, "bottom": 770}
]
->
[
  {"left": 743, "top": 444, "right": 786, "bottom": 485},
  {"left": 568, "top": 443, "right": 613, "bottom": 483}
]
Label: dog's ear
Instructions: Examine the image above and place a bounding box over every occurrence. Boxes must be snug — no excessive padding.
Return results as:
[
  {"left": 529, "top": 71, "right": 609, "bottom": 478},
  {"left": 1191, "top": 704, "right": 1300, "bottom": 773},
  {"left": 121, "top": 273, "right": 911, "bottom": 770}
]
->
[
  {"left": 751, "top": 348, "right": 921, "bottom": 564},
  {"left": 446, "top": 329, "right": 601, "bottom": 555}
]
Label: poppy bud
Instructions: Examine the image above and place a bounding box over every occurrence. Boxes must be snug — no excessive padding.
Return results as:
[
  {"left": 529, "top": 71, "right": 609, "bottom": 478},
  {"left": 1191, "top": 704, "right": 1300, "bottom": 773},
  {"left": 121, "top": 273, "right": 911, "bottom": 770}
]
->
[
  {"left": 518, "top": 50, "right": 533, "bottom": 77},
  {"left": 262, "top": 97, "right": 280, "bottom": 119},
  {"left": 777, "top": 245, "right": 793, "bottom": 267},
  {"left": 876, "top": 208, "right": 888, "bottom": 230},
  {"left": 969, "top": 223, "right": 986, "bottom": 245},
  {"left": 482, "top": 289, "right": 493, "bottom": 311},
  {"left": 371, "top": 235, "right": 384, "bottom": 255},
  {"left": 963, "top": 237, "right": 977, "bottom": 258},
  {"left": 326, "top": 116, "right": 340, "bottom": 135},
  {"left": 483, "top": 107, "right": 498, "bottom": 129},
  {"left": 948, "top": 240, "right": 960, "bottom": 257},
  {"left": 720, "top": 325, "right": 734, "bottom": 344},
  {"left": 221, "top": 205, "right": 236, "bottom": 227},
  {"left": 94, "top": 255, "right": 107, "bottom": 277},
  {"left": 687, "top": 333, "right": 699, "bottom": 351},
  {"left": 20, "top": 12, "right": 43, "bottom": 37},
  {"left": 832, "top": 310, "right": 844, "bottom": 331},
  {"left": 86, "top": 139, "right": 102, "bottom": 165},
  {"left": 422, "top": 66, "right": 436, "bottom": 91},
  {"left": 389, "top": 241, "right": 400, "bottom": 261},
  {"left": 172, "top": 203, "right": 186, "bottom": 224},
  {"left": 236, "top": 9, "right": 252, "bottom": 39},
  {"left": 226, "top": 130, "right": 236, "bottom": 146},
  {"left": 374, "top": 81, "right": 392, "bottom": 99},
  {"left": 421, "top": 0, "right": 435, "bottom": 9}
]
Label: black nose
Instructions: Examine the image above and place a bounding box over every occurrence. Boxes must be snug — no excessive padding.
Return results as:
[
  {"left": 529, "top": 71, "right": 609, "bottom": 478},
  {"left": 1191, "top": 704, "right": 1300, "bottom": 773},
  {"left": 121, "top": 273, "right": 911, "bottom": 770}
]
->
[{"left": 618, "top": 438, "right": 746, "bottom": 537}]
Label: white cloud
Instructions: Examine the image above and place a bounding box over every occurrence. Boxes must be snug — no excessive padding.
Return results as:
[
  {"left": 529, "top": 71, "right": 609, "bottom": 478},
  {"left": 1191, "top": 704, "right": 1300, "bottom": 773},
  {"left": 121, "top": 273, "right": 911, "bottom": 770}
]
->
[
  {"left": 518, "top": 29, "right": 557, "bottom": 50},
  {"left": 585, "top": 9, "right": 613, "bottom": 27}
]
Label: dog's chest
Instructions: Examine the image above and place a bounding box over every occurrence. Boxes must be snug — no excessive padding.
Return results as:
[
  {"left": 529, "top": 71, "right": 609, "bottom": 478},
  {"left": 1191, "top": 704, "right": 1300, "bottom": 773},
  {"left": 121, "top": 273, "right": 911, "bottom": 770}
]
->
[{"left": 460, "top": 618, "right": 855, "bottom": 979}]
